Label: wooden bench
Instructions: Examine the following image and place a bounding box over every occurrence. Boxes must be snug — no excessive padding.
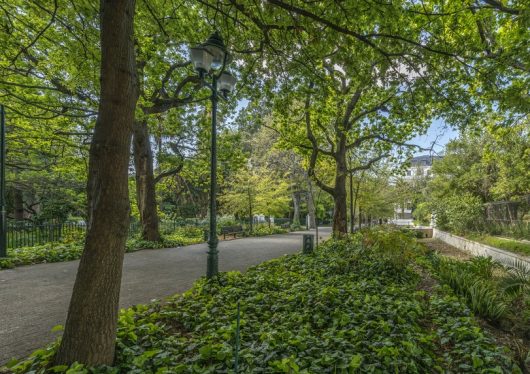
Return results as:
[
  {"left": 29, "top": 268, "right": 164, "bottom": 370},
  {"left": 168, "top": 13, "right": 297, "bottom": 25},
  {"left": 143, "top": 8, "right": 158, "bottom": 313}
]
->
[
  {"left": 220, "top": 225, "right": 243, "bottom": 239},
  {"left": 280, "top": 223, "right": 290, "bottom": 229}
]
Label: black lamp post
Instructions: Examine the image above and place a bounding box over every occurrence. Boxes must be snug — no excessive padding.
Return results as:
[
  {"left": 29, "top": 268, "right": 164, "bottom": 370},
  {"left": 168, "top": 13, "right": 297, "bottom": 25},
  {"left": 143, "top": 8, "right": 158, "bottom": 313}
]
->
[{"left": 189, "top": 32, "right": 236, "bottom": 278}]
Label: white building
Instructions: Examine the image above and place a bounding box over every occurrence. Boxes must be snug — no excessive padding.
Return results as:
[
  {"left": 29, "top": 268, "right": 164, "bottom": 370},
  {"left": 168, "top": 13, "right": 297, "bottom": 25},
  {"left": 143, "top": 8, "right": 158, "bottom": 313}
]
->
[{"left": 392, "top": 155, "right": 441, "bottom": 226}]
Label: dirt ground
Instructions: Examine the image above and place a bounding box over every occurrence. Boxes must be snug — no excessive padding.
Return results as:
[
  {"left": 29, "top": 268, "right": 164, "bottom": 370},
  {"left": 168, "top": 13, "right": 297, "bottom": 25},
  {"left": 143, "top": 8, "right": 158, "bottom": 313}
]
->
[{"left": 418, "top": 238, "right": 472, "bottom": 260}]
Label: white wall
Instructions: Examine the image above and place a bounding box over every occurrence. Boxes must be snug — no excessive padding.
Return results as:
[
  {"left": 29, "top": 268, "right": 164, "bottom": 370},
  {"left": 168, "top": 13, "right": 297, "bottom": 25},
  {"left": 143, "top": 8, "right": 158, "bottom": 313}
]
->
[{"left": 433, "top": 229, "right": 530, "bottom": 270}]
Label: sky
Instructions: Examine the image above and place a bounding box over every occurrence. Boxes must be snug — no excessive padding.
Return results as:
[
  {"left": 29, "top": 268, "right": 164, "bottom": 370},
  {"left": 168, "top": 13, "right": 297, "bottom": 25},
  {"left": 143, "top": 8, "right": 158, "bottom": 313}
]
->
[{"left": 410, "top": 119, "right": 458, "bottom": 156}]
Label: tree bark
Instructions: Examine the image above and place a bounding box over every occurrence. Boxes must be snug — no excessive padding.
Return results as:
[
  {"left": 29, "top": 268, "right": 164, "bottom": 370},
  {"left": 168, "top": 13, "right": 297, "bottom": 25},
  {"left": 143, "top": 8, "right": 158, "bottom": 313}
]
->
[
  {"left": 13, "top": 187, "right": 24, "bottom": 220},
  {"left": 349, "top": 170, "right": 354, "bottom": 233},
  {"left": 248, "top": 186, "right": 253, "bottom": 234},
  {"left": 292, "top": 190, "right": 300, "bottom": 226},
  {"left": 55, "top": 0, "right": 137, "bottom": 366},
  {"left": 306, "top": 175, "right": 316, "bottom": 229},
  {"left": 133, "top": 119, "right": 161, "bottom": 241},
  {"left": 332, "top": 155, "right": 348, "bottom": 235}
]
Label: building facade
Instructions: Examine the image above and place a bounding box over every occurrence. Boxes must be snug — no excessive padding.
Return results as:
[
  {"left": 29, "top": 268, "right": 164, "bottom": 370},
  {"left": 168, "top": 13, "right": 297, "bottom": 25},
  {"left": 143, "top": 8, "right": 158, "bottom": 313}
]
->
[{"left": 393, "top": 155, "right": 441, "bottom": 226}]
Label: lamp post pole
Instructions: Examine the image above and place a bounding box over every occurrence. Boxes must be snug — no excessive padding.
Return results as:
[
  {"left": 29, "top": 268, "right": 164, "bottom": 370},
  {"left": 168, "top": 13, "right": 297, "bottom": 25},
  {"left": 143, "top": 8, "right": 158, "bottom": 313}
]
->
[
  {"left": 207, "top": 76, "right": 219, "bottom": 278},
  {"left": 0, "top": 105, "right": 6, "bottom": 258},
  {"left": 189, "top": 32, "right": 236, "bottom": 278}
]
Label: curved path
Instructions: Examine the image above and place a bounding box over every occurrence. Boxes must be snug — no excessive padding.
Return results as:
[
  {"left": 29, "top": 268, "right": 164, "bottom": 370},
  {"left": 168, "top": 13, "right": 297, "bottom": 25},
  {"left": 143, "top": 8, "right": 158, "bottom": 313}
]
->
[{"left": 0, "top": 228, "right": 330, "bottom": 365}]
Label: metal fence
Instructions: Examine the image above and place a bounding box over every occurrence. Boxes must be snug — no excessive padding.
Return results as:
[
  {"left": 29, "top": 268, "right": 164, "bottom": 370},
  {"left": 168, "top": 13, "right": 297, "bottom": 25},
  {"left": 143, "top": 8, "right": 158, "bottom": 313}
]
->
[
  {"left": 483, "top": 219, "right": 530, "bottom": 240},
  {"left": 5, "top": 217, "right": 293, "bottom": 249},
  {"left": 6, "top": 221, "right": 87, "bottom": 248}
]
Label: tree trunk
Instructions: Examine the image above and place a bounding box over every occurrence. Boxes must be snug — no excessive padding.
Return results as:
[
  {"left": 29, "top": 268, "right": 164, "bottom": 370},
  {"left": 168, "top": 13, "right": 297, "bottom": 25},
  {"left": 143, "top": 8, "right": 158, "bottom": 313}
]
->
[
  {"left": 133, "top": 119, "right": 161, "bottom": 241},
  {"left": 306, "top": 176, "right": 316, "bottom": 229},
  {"left": 13, "top": 187, "right": 24, "bottom": 220},
  {"left": 248, "top": 187, "right": 253, "bottom": 234},
  {"left": 292, "top": 191, "right": 300, "bottom": 226},
  {"left": 349, "top": 171, "right": 354, "bottom": 233},
  {"left": 55, "top": 0, "right": 137, "bottom": 366},
  {"left": 332, "top": 156, "right": 348, "bottom": 236},
  {"left": 352, "top": 174, "right": 362, "bottom": 233}
]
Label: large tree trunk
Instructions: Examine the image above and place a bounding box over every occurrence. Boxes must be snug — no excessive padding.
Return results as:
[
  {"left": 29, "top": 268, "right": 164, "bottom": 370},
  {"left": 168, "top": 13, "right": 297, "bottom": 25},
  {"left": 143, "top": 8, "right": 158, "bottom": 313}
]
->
[
  {"left": 133, "top": 119, "right": 161, "bottom": 241},
  {"left": 55, "top": 0, "right": 137, "bottom": 366},
  {"left": 332, "top": 156, "right": 348, "bottom": 235},
  {"left": 306, "top": 175, "right": 316, "bottom": 229},
  {"left": 292, "top": 190, "right": 300, "bottom": 226}
]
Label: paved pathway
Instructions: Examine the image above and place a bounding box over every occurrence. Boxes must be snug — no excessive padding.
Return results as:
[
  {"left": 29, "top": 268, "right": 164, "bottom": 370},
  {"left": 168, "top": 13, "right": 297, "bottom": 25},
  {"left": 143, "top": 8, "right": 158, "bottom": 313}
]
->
[{"left": 0, "top": 228, "right": 330, "bottom": 365}]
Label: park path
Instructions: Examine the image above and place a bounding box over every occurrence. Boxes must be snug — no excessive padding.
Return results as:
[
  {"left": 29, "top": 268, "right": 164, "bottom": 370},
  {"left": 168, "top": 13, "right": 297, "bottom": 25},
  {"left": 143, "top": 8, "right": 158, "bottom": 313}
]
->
[{"left": 0, "top": 228, "right": 330, "bottom": 365}]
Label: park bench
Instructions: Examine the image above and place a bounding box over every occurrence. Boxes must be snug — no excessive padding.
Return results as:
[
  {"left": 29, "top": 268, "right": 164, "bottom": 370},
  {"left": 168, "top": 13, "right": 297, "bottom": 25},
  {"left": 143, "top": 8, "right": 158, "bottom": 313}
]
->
[
  {"left": 280, "top": 223, "right": 290, "bottom": 229},
  {"left": 220, "top": 225, "right": 243, "bottom": 239}
]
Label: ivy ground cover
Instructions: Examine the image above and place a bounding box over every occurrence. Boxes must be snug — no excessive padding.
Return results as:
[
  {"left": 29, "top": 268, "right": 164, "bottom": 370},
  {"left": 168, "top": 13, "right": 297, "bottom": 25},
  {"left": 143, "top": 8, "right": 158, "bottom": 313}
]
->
[{"left": 6, "top": 229, "right": 521, "bottom": 373}]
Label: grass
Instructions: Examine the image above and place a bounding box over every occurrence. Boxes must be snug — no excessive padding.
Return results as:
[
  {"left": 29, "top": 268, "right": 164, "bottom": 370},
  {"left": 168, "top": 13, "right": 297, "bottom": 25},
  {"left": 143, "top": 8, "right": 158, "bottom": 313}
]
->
[{"left": 466, "top": 234, "right": 530, "bottom": 256}]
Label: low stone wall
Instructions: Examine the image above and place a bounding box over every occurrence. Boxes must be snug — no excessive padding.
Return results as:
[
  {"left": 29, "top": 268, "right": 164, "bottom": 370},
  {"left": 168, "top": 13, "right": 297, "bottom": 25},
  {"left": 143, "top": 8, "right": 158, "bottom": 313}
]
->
[{"left": 433, "top": 229, "right": 530, "bottom": 269}]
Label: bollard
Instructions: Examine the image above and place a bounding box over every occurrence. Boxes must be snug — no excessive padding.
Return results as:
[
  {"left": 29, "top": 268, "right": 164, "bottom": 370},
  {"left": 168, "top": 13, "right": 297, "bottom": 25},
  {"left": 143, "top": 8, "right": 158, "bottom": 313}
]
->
[{"left": 302, "top": 234, "right": 314, "bottom": 254}]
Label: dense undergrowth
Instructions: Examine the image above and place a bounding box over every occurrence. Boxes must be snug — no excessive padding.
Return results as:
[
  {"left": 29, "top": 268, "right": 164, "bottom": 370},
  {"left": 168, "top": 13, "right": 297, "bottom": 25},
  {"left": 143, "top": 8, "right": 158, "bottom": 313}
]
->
[
  {"left": 0, "top": 225, "right": 289, "bottom": 270},
  {"left": 423, "top": 252, "right": 530, "bottom": 369},
  {"left": 4, "top": 228, "right": 522, "bottom": 373}
]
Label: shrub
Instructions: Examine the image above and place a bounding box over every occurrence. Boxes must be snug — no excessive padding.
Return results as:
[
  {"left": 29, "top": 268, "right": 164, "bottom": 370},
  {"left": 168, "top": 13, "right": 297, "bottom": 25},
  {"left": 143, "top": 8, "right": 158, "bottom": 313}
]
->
[
  {"left": 432, "top": 256, "right": 507, "bottom": 321},
  {"left": 251, "top": 224, "right": 288, "bottom": 236},
  {"left": 0, "top": 242, "right": 83, "bottom": 269},
  {"left": 7, "top": 230, "right": 519, "bottom": 373},
  {"left": 431, "top": 193, "right": 484, "bottom": 234}
]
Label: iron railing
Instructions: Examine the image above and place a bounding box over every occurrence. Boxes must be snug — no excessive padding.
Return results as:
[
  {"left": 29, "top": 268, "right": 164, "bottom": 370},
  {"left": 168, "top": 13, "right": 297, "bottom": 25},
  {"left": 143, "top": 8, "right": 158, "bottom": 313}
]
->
[{"left": 5, "top": 217, "right": 293, "bottom": 249}]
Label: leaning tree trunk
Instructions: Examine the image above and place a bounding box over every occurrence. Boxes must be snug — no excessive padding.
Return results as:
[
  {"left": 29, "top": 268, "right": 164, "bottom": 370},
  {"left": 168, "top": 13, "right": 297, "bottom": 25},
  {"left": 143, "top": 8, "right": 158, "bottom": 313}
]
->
[
  {"left": 133, "top": 119, "right": 161, "bottom": 241},
  {"left": 332, "top": 157, "right": 348, "bottom": 236},
  {"left": 55, "top": 0, "right": 137, "bottom": 366}
]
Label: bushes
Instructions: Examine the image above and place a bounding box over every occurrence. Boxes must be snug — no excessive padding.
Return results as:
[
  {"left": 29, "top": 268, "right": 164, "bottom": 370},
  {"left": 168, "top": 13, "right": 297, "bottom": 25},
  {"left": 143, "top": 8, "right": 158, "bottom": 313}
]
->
[
  {"left": 0, "top": 242, "right": 83, "bottom": 269},
  {"left": 7, "top": 228, "right": 520, "bottom": 373},
  {"left": 430, "top": 193, "right": 484, "bottom": 234},
  {"left": 0, "top": 224, "right": 291, "bottom": 270},
  {"left": 250, "top": 224, "right": 289, "bottom": 236}
]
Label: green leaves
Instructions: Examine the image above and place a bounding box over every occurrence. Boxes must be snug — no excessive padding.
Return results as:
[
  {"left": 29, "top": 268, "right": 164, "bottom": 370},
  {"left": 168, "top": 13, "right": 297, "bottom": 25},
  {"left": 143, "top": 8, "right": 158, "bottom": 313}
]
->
[{"left": 7, "top": 228, "right": 521, "bottom": 373}]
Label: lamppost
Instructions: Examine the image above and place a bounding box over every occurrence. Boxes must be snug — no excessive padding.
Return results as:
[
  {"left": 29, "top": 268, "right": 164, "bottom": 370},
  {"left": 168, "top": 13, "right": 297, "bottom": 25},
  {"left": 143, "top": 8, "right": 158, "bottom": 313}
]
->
[{"left": 189, "top": 32, "right": 236, "bottom": 278}]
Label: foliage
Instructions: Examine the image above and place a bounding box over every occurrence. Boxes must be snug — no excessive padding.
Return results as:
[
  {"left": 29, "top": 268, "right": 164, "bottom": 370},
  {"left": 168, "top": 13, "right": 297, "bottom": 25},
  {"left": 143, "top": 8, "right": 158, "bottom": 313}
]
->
[
  {"left": 425, "top": 253, "right": 530, "bottom": 369},
  {"left": 250, "top": 224, "right": 289, "bottom": 237},
  {"left": 413, "top": 202, "right": 432, "bottom": 226},
  {"left": 0, "top": 223, "right": 294, "bottom": 270},
  {"left": 430, "top": 193, "right": 484, "bottom": 234},
  {"left": 0, "top": 242, "right": 83, "bottom": 270},
  {"left": 220, "top": 165, "right": 291, "bottom": 225},
  {"left": 6, "top": 229, "right": 520, "bottom": 373},
  {"left": 500, "top": 259, "right": 530, "bottom": 297},
  {"left": 431, "top": 256, "right": 506, "bottom": 321},
  {"left": 429, "top": 123, "right": 530, "bottom": 204},
  {"left": 483, "top": 221, "right": 530, "bottom": 241}
]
